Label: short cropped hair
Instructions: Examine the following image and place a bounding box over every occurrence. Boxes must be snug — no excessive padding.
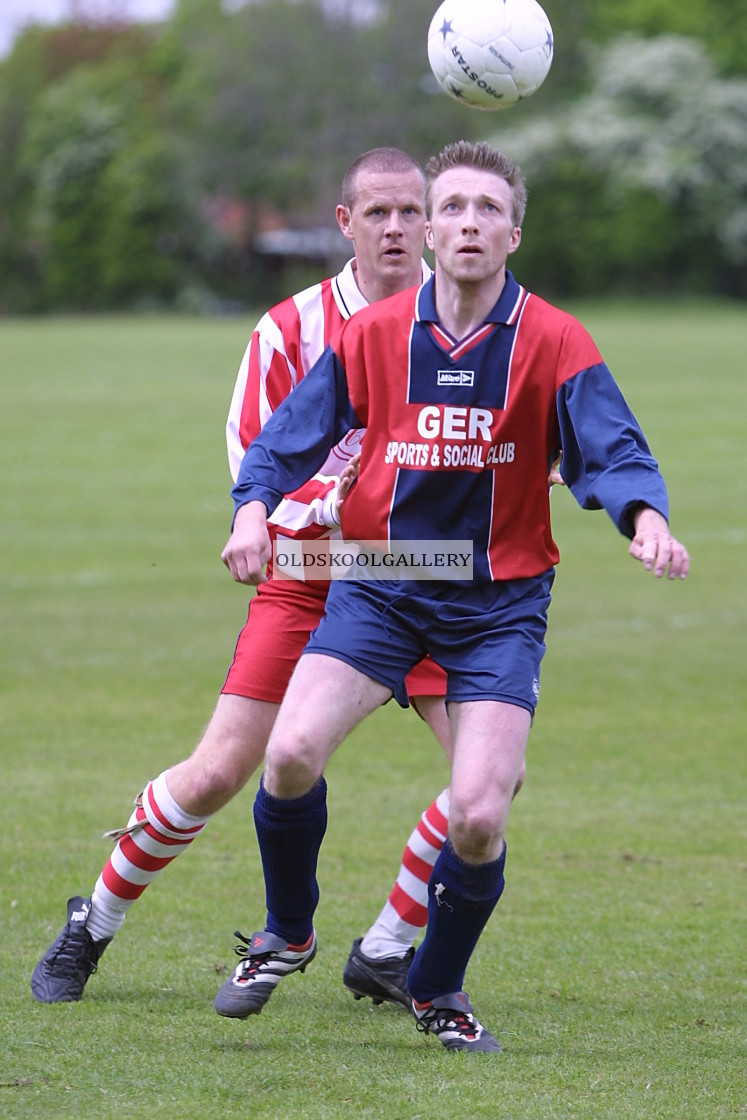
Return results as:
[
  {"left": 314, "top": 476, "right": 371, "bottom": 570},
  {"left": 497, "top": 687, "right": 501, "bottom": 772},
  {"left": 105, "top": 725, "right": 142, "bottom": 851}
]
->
[
  {"left": 424, "top": 140, "right": 527, "bottom": 227},
  {"left": 341, "top": 148, "right": 426, "bottom": 212}
]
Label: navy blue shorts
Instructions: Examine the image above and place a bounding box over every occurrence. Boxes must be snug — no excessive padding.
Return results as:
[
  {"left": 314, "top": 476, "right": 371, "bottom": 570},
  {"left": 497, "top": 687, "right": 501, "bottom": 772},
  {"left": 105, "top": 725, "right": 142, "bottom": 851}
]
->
[{"left": 304, "top": 572, "right": 554, "bottom": 716}]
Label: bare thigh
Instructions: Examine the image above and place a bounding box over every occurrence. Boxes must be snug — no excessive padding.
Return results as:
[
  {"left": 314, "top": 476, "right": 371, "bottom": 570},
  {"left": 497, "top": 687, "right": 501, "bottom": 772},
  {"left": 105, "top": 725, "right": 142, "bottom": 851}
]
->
[
  {"left": 263, "top": 653, "right": 393, "bottom": 798},
  {"left": 411, "top": 694, "right": 453, "bottom": 762}
]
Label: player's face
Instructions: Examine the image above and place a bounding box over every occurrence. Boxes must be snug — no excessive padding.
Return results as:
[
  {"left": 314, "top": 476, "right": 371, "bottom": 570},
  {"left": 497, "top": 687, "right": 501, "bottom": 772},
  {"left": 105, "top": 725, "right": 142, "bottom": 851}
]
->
[
  {"left": 337, "top": 169, "right": 427, "bottom": 301},
  {"left": 425, "top": 167, "right": 521, "bottom": 287}
]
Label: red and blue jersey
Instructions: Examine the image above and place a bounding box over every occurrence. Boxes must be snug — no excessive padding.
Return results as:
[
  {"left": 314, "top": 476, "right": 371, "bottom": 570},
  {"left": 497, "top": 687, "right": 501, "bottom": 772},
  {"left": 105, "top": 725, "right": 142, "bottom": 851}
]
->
[{"left": 233, "top": 272, "right": 669, "bottom": 583}]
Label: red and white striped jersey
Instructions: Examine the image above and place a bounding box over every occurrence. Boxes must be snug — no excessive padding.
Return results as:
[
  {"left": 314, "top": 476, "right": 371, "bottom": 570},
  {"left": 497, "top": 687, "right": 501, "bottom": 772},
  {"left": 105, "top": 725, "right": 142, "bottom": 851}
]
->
[{"left": 226, "top": 257, "right": 431, "bottom": 540}]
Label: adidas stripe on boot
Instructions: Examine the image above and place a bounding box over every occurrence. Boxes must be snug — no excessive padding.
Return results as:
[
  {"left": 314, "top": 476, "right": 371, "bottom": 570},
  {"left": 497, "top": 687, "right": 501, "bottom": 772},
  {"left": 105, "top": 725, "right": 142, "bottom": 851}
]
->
[
  {"left": 214, "top": 929, "right": 317, "bottom": 1019},
  {"left": 413, "top": 991, "right": 501, "bottom": 1053}
]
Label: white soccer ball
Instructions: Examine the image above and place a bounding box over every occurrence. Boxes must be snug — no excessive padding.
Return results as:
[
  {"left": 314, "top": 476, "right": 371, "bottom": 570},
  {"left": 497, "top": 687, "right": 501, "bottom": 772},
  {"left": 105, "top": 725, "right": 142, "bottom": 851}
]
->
[{"left": 427, "top": 0, "right": 554, "bottom": 111}]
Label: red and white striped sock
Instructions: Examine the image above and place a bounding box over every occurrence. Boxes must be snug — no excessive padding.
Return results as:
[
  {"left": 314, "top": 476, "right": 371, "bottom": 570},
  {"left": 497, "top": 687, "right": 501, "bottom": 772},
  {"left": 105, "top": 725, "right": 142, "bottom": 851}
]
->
[
  {"left": 360, "top": 788, "right": 450, "bottom": 959},
  {"left": 85, "top": 771, "right": 209, "bottom": 942}
]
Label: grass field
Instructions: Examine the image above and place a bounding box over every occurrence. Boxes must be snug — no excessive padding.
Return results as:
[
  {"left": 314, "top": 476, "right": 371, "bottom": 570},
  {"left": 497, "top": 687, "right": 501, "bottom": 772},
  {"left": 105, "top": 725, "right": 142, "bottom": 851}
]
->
[{"left": 1, "top": 305, "right": 745, "bottom": 1119}]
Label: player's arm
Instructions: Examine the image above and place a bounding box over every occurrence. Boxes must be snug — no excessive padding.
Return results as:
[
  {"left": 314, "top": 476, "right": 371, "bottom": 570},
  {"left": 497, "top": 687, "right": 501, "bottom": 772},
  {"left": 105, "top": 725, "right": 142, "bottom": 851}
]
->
[
  {"left": 224, "top": 348, "right": 362, "bottom": 584},
  {"left": 555, "top": 363, "right": 689, "bottom": 579},
  {"left": 226, "top": 311, "right": 296, "bottom": 483},
  {"left": 556, "top": 362, "right": 666, "bottom": 524},
  {"left": 226, "top": 306, "right": 354, "bottom": 536},
  {"left": 268, "top": 472, "right": 348, "bottom": 536}
]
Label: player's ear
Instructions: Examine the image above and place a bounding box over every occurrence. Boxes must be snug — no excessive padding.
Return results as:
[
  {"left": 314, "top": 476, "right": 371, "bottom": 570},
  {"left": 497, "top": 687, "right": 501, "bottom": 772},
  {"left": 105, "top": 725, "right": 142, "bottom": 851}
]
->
[
  {"left": 508, "top": 226, "right": 522, "bottom": 254},
  {"left": 425, "top": 222, "right": 435, "bottom": 252},
  {"left": 336, "top": 204, "right": 354, "bottom": 242}
]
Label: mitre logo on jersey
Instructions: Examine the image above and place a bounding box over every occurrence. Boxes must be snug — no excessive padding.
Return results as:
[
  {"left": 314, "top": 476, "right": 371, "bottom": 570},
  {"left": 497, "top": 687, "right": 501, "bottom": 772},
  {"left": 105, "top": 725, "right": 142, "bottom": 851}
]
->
[{"left": 437, "top": 369, "right": 475, "bottom": 387}]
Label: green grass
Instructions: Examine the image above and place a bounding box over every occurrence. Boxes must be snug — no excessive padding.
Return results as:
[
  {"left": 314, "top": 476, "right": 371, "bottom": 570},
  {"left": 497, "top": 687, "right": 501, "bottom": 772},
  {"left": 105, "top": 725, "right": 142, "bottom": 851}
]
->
[{"left": 1, "top": 305, "right": 745, "bottom": 1119}]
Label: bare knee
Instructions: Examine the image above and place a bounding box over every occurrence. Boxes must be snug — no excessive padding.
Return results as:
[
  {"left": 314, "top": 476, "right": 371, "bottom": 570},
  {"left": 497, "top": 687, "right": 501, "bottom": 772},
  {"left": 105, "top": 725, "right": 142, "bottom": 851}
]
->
[
  {"left": 263, "top": 730, "right": 326, "bottom": 799},
  {"left": 181, "top": 754, "right": 248, "bottom": 806},
  {"left": 448, "top": 801, "right": 506, "bottom": 864},
  {"left": 168, "top": 745, "right": 255, "bottom": 815}
]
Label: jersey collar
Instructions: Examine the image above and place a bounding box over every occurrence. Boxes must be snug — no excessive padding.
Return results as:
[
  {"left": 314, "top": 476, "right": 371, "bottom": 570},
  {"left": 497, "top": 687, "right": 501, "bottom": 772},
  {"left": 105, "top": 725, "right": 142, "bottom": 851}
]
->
[
  {"left": 333, "top": 257, "right": 432, "bottom": 320},
  {"left": 416, "top": 269, "right": 526, "bottom": 327}
]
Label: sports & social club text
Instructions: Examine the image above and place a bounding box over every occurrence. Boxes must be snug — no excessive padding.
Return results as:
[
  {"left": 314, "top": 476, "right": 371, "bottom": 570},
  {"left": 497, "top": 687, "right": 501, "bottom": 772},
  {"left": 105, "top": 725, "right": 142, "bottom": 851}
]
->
[{"left": 383, "top": 405, "right": 515, "bottom": 470}]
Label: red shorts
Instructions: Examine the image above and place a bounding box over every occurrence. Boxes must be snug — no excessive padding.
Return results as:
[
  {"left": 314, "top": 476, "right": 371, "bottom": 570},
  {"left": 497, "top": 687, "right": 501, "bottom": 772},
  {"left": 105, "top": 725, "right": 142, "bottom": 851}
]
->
[{"left": 222, "top": 576, "right": 447, "bottom": 704}]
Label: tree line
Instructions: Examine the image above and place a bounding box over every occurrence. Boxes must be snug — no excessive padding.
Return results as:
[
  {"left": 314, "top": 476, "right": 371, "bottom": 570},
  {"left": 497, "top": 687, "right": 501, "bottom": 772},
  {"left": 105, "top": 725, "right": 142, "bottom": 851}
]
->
[{"left": 1, "top": 0, "right": 745, "bottom": 313}]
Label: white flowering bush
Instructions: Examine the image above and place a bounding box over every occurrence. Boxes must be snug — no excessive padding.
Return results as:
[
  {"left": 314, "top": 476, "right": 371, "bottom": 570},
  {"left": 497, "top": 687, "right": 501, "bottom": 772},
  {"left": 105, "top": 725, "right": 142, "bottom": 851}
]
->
[{"left": 504, "top": 35, "right": 747, "bottom": 274}]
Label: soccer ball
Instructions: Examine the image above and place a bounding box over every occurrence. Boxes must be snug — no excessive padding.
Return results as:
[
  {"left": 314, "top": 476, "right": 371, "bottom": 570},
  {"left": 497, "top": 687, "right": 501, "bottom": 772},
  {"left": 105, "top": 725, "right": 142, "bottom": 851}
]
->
[{"left": 427, "top": 0, "right": 554, "bottom": 111}]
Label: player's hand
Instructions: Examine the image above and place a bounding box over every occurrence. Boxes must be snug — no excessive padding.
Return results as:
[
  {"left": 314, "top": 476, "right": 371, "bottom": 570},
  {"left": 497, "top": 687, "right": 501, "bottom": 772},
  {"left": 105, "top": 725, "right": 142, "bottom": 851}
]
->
[
  {"left": 221, "top": 501, "right": 272, "bottom": 585},
  {"left": 629, "top": 506, "right": 690, "bottom": 579},
  {"left": 548, "top": 451, "right": 565, "bottom": 487},
  {"left": 335, "top": 453, "right": 360, "bottom": 521}
]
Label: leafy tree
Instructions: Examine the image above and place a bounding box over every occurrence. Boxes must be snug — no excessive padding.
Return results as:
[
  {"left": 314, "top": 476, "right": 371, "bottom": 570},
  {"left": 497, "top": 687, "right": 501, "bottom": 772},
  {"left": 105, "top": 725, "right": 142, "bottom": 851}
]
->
[
  {"left": 21, "top": 64, "right": 133, "bottom": 307},
  {"left": 582, "top": 0, "right": 747, "bottom": 75},
  {"left": 18, "top": 46, "right": 201, "bottom": 309},
  {"left": 98, "top": 131, "right": 200, "bottom": 306},
  {"left": 2, "top": 2, "right": 746, "bottom": 310},
  {"left": 166, "top": 0, "right": 465, "bottom": 209},
  {"left": 155, "top": 0, "right": 476, "bottom": 303},
  {"left": 0, "top": 20, "right": 168, "bottom": 310},
  {"left": 0, "top": 35, "right": 47, "bottom": 310},
  {"left": 503, "top": 35, "right": 747, "bottom": 296}
]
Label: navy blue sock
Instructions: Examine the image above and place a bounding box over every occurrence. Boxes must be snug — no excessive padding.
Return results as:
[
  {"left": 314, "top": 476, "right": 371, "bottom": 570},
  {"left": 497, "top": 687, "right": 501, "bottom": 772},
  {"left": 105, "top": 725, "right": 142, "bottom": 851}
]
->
[
  {"left": 253, "top": 775, "right": 328, "bottom": 945},
  {"left": 407, "top": 839, "right": 506, "bottom": 1002}
]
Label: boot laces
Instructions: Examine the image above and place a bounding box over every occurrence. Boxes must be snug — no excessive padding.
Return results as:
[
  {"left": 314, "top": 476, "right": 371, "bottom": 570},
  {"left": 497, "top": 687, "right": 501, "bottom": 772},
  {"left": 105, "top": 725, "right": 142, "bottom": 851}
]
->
[
  {"left": 232, "top": 931, "right": 271, "bottom": 979},
  {"left": 49, "top": 928, "right": 98, "bottom": 978},
  {"left": 417, "top": 1006, "right": 479, "bottom": 1041}
]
